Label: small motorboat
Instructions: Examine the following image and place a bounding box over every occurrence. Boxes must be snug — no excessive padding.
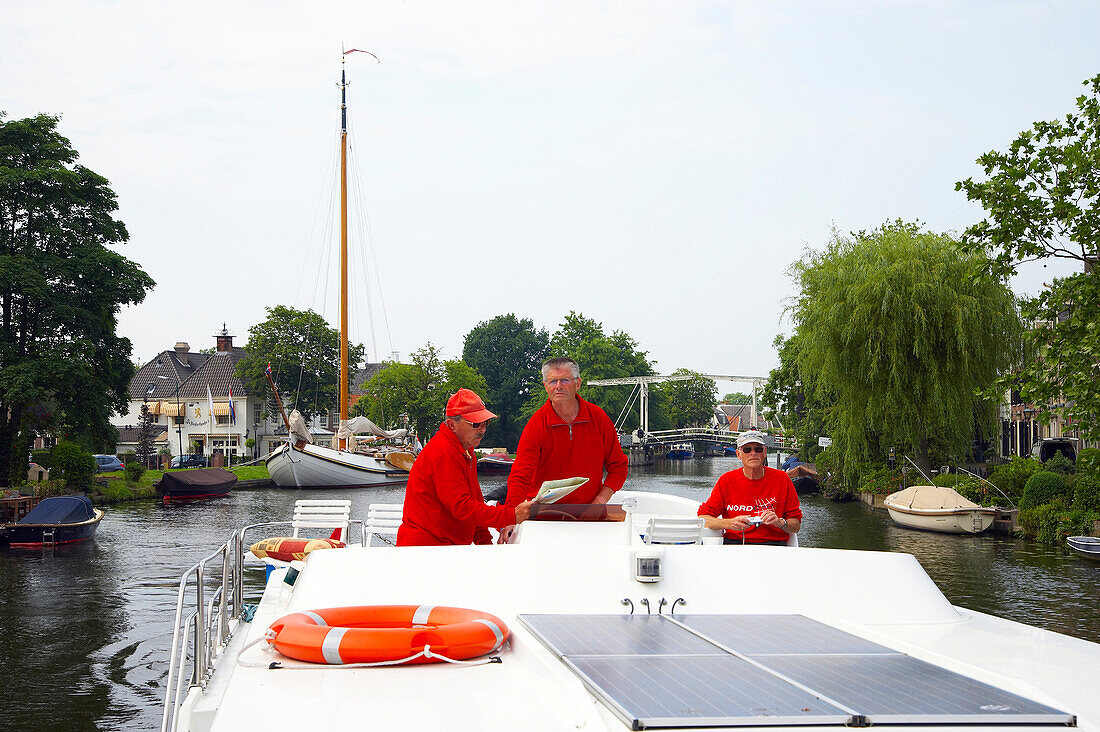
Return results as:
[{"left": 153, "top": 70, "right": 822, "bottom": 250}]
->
[
  {"left": 665, "top": 442, "right": 695, "bottom": 459},
  {"left": 1067, "top": 536, "right": 1100, "bottom": 561},
  {"left": 786, "top": 463, "right": 820, "bottom": 494},
  {"left": 156, "top": 467, "right": 237, "bottom": 503},
  {"left": 884, "top": 485, "right": 997, "bottom": 534},
  {"left": 477, "top": 453, "right": 514, "bottom": 474},
  {"left": 0, "top": 495, "right": 103, "bottom": 548},
  {"left": 723, "top": 445, "right": 739, "bottom": 456}
]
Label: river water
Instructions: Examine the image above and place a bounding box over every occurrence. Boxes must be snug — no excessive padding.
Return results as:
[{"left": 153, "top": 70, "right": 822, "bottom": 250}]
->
[{"left": 1, "top": 455, "right": 1098, "bottom": 731}]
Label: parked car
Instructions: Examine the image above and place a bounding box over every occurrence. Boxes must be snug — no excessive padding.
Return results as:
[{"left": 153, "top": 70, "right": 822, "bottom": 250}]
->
[
  {"left": 1031, "top": 438, "right": 1078, "bottom": 463},
  {"left": 170, "top": 454, "right": 208, "bottom": 469},
  {"left": 94, "top": 454, "right": 124, "bottom": 472}
]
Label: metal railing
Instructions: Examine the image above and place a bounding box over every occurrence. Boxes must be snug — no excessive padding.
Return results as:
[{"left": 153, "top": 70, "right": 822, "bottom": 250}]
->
[
  {"left": 161, "top": 519, "right": 368, "bottom": 732},
  {"left": 641, "top": 427, "right": 797, "bottom": 449}
]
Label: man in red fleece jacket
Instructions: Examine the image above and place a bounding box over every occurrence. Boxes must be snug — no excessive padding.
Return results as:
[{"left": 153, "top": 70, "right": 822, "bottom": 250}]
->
[
  {"left": 505, "top": 357, "right": 628, "bottom": 511},
  {"left": 397, "top": 389, "right": 532, "bottom": 546}
]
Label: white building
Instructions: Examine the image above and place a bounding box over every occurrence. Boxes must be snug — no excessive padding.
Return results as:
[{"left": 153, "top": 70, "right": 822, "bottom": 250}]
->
[{"left": 112, "top": 330, "right": 269, "bottom": 460}]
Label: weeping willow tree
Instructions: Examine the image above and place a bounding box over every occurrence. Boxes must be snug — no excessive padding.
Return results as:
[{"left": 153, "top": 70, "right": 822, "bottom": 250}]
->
[{"left": 789, "top": 221, "right": 1022, "bottom": 477}]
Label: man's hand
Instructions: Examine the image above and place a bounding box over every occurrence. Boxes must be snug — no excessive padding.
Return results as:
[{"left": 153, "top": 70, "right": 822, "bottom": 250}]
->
[
  {"left": 759, "top": 509, "right": 780, "bottom": 527},
  {"left": 592, "top": 485, "right": 614, "bottom": 504},
  {"left": 497, "top": 525, "right": 516, "bottom": 544},
  {"left": 726, "top": 515, "right": 755, "bottom": 531},
  {"left": 514, "top": 500, "right": 533, "bottom": 523}
]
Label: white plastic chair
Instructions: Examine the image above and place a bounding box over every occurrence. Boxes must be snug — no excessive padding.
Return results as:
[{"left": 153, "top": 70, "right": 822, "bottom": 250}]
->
[
  {"left": 364, "top": 503, "right": 403, "bottom": 546},
  {"left": 291, "top": 499, "right": 351, "bottom": 542},
  {"left": 643, "top": 517, "right": 705, "bottom": 545}
]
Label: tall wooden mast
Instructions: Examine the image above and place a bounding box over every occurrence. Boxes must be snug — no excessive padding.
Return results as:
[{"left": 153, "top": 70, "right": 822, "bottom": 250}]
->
[{"left": 338, "top": 52, "right": 350, "bottom": 450}]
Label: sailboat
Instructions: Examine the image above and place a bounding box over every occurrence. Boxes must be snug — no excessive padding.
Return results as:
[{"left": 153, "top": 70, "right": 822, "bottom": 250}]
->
[{"left": 266, "top": 51, "right": 414, "bottom": 488}]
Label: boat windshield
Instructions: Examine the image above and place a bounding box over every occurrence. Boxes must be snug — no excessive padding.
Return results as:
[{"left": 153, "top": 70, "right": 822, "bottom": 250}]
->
[{"left": 528, "top": 504, "right": 627, "bottom": 522}]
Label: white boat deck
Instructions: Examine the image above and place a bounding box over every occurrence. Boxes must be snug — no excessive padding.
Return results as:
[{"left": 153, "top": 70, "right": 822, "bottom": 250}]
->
[{"left": 172, "top": 491, "right": 1100, "bottom": 732}]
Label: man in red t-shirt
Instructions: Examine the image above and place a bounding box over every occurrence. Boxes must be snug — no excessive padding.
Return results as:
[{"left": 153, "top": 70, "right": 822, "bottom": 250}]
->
[
  {"left": 698, "top": 430, "right": 802, "bottom": 545},
  {"left": 505, "top": 357, "right": 628, "bottom": 507},
  {"left": 397, "top": 389, "right": 532, "bottom": 546}
]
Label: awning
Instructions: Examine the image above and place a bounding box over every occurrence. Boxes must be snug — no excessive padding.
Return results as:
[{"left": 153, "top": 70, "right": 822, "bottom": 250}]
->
[
  {"left": 210, "top": 402, "right": 231, "bottom": 417},
  {"left": 145, "top": 401, "right": 162, "bottom": 416},
  {"left": 160, "top": 401, "right": 185, "bottom": 417}
]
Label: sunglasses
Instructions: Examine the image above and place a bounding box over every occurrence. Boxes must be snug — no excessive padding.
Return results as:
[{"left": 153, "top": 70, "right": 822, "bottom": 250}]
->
[
  {"left": 544, "top": 378, "right": 576, "bottom": 387},
  {"left": 462, "top": 418, "right": 490, "bottom": 429},
  {"left": 740, "top": 445, "right": 765, "bottom": 453}
]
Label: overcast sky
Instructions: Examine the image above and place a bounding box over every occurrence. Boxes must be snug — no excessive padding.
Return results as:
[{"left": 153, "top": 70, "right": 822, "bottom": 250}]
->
[{"left": 4, "top": 1, "right": 1098, "bottom": 385}]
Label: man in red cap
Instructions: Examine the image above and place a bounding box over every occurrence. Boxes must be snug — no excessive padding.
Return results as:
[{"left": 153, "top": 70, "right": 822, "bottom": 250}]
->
[{"left": 397, "top": 388, "right": 532, "bottom": 546}]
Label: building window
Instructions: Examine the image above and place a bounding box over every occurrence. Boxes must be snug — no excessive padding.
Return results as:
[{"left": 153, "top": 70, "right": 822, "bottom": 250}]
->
[
  {"left": 173, "top": 416, "right": 184, "bottom": 425},
  {"left": 216, "top": 415, "right": 230, "bottom": 426}
]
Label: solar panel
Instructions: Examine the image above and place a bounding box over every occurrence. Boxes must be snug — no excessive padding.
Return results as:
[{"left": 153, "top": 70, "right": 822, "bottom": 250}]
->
[
  {"left": 520, "top": 614, "right": 722, "bottom": 657},
  {"left": 566, "top": 656, "right": 851, "bottom": 728},
  {"left": 673, "top": 613, "right": 894, "bottom": 656},
  {"left": 517, "top": 613, "right": 1075, "bottom": 729}
]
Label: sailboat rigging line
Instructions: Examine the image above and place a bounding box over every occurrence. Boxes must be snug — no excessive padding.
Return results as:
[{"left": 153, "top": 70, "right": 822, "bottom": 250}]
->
[{"left": 345, "top": 115, "right": 395, "bottom": 360}]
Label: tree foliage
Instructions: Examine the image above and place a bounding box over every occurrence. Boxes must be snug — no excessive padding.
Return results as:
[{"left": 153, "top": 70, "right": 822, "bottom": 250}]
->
[
  {"left": 759, "top": 334, "right": 831, "bottom": 460},
  {"left": 789, "top": 221, "right": 1021, "bottom": 475},
  {"left": 352, "top": 343, "right": 489, "bottom": 442},
  {"left": 462, "top": 314, "right": 549, "bottom": 451},
  {"left": 957, "top": 74, "right": 1100, "bottom": 440},
  {"left": 525, "top": 312, "right": 664, "bottom": 431},
  {"left": 663, "top": 369, "right": 718, "bottom": 427},
  {"left": 136, "top": 402, "right": 156, "bottom": 467},
  {"left": 0, "top": 113, "right": 153, "bottom": 486},
  {"left": 236, "top": 305, "right": 364, "bottom": 422},
  {"left": 721, "top": 391, "right": 752, "bottom": 404}
]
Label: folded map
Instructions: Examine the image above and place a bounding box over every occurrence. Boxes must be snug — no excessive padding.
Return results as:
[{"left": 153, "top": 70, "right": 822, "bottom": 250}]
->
[{"left": 534, "top": 477, "right": 589, "bottom": 504}]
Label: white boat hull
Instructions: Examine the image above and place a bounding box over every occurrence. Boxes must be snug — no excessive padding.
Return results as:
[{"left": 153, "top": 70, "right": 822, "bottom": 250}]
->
[
  {"left": 265, "top": 442, "right": 408, "bottom": 488},
  {"left": 171, "top": 491, "right": 1100, "bottom": 732},
  {"left": 884, "top": 504, "right": 996, "bottom": 534}
]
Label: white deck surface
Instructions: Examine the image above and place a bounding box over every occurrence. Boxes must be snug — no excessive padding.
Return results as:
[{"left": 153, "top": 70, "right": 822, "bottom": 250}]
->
[{"left": 175, "top": 492, "right": 1100, "bottom": 732}]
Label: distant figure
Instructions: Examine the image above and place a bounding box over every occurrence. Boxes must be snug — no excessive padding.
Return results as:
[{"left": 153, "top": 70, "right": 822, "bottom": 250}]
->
[
  {"left": 698, "top": 430, "right": 802, "bottom": 545},
  {"left": 397, "top": 389, "right": 532, "bottom": 546},
  {"left": 505, "top": 357, "right": 628, "bottom": 507}
]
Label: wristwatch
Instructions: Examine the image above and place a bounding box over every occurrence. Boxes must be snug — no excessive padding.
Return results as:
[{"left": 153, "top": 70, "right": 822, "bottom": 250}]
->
[{"left": 780, "top": 518, "right": 789, "bottom": 531}]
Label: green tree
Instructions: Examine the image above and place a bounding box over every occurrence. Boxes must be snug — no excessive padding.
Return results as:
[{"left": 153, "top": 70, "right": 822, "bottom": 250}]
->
[
  {"left": 353, "top": 343, "right": 488, "bottom": 442},
  {"left": 789, "top": 221, "right": 1021, "bottom": 475},
  {"left": 525, "top": 312, "right": 664, "bottom": 431},
  {"left": 663, "top": 369, "right": 718, "bottom": 428},
  {"left": 721, "top": 391, "right": 752, "bottom": 404},
  {"left": 760, "top": 334, "right": 831, "bottom": 459},
  {"left": 235, "top": 305, "right": 364, "bottom": 422},
  {"left": 462, "top": 314, "right": 549, "bottom": 451},
  {"left": 957, "top": 74, "right": 1100, "bottom": 440},
  {"left": 0, "top": 113, "right": 154, "bottom": 486}
]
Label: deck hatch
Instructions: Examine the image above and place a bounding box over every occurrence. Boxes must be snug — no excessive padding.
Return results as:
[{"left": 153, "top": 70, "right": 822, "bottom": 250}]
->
[{"left": 518, "top": 613, "right": 1075, "bottom": 729}]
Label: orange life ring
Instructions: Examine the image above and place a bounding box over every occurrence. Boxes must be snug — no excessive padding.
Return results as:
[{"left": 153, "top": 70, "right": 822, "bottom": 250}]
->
[{"left": 267, "top": 605, "right": 509, "bottom": 665}]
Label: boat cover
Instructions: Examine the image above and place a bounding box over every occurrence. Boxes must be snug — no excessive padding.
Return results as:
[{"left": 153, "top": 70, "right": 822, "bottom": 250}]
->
[
  {"left": 887, "top": 485, "right": 981, "bottom": 510},
  {"left": 19, "top": 495, "right": 96, "bottom": 524},
  {"left": 158, "top": 468, "right": 238, "bottom": 490}
]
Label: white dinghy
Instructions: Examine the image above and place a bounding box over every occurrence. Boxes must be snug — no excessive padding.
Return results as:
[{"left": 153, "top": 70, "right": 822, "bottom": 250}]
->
[
  {"left": 162, "top": 490, "right": 1099, "bottom": 732},
  {"left": 884, "top": 484, "right": 997, "bottom": 534}
]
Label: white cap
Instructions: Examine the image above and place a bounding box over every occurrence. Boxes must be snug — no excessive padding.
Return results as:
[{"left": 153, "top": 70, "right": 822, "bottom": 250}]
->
[{"left": 736, "top": 430, "right": 767, "bottom": 448}]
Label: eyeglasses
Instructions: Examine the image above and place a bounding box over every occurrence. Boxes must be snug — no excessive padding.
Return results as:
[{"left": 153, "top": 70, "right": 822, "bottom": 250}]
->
[
  {"left": 544, "top": 378, "right": 576, "bottom": 387},
  {"left": 740, "top": 445, "right": 765, "bottom": 453}
]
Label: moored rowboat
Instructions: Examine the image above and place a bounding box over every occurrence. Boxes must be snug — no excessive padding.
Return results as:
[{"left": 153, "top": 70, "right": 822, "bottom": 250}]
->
[{"left": 884, "top": 485, "right": 997, "bottom": 534}]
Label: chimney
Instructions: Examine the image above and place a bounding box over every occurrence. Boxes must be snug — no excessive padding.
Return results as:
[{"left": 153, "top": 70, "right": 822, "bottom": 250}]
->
[
  {"left": 174, "top": 342, "right": 190, "bottom": 353},
  {"left": 215, "top": 323, "right": 234, "bottom": 353}
]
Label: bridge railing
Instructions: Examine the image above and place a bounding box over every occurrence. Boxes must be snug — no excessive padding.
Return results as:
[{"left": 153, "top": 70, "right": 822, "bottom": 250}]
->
[{"left": 636, "top": 428, "right": 797, "bottom": 450}]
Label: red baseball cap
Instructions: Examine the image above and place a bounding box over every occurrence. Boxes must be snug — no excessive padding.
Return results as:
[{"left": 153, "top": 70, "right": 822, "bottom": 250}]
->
[{"left": 446, "top": 388, "right": 497, "bottom": 422}]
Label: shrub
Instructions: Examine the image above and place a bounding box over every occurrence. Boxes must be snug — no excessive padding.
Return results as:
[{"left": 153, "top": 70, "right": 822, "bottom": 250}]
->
[
  {"left": 31, "top": 449, "right": 52, "bottom": 469},
  {"left": 1077, "top": 447, "right": 1100, "bottom": 479},
  {"left": 1073, "top": 475, "right": 1100, "bottom": 513},
  {"left": 857, "top": 464, "right": 901, "bottom": 494},
  {"left": 1018, "top": 502, "right": 1098, "bottom": 545},
  {"left": 49, "top": 441, "right": 96, "bottom": 489},
  {"left": 988, "top": 457, "right": 1043, "bottom": 503},
  {"left": 1020, "top": 471, "right": 1071, "bottom": 510},
  {"left": 124, "top": 460, "right": 145, "bottom": 482},
  {"left": 29, "top": 478, "right": 69, "bottom": 498},
  {"left": 1044, "top": 452, "right": 1075, "bottom": 475}
]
